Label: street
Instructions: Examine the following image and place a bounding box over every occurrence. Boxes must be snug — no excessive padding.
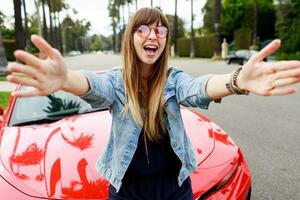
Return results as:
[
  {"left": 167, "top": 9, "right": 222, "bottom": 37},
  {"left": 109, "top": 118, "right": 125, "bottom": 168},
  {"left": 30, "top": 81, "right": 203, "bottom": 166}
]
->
[
  {"left": 66, "top": 53, "right": 300, "bottom": 200},
  {"left": 2, "top": 53, "right": 300, "bottom": 199}
]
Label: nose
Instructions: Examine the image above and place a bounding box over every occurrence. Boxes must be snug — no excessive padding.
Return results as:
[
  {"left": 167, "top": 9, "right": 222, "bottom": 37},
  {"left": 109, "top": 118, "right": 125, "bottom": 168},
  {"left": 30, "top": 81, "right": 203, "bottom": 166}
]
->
[{"left": 148, "top": 29, "right": 157, "bottom": 40}]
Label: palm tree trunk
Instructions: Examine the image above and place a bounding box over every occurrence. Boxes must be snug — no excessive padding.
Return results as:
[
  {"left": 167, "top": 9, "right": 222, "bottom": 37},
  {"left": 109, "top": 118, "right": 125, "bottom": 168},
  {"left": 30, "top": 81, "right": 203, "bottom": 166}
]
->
[
  {"left": 48, "top": 0, "right": 54, "bottom": 46},
  {"left": 253, "top": 0, "right": 258, "bottom": 46},
  {"left": 214, "top": 0, "right": 221, "bottom": 57},
  {"left": 173, "top": 0, "right": 178, "bottom": 56},
  {"left": 190, "top": 0, "right": 195, "bottom": 57},
  {"left": 0, "top": 30, "right": 8, "bottom": 75},
  {"left": 22, "top": 0, "right": 31, "bottom": 51},
  {"left": 42, "top": 0, "right": 48, "bottom": 41},
  {"left": 13, "top": 0, "right": 25, "bottom": 49},
  {"left": 34, "top": 0, "right": 42, "bottom": 36}
]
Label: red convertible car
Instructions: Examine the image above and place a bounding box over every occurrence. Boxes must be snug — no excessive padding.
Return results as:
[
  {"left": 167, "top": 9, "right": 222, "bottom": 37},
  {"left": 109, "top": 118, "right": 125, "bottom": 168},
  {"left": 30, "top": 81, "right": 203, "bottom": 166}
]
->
[{"left": 0, "top": 84, "right": 251, "bottom": 199}]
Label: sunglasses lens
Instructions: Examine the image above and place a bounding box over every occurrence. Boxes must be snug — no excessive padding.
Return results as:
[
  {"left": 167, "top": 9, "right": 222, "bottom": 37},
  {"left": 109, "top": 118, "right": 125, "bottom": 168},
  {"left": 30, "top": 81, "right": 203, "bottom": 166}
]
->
[
  {"left": 156, "top": 26, "right": 168, "bottom": 38},
  {"left": 137, "top": 25, "right": 150, "bottom": 38}
]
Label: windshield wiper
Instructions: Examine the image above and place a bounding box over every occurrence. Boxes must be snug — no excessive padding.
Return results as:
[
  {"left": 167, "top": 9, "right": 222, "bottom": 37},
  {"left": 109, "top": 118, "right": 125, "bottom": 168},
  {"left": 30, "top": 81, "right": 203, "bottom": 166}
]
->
[
  {"left": 79, "top": 107, "right": 108, "bottom": 114},
  {"left": 10, "top": 107, "right": 109, "bottom": 127},
  {"left": 10, "top": 116, "right": 62, "bottom": 126}
]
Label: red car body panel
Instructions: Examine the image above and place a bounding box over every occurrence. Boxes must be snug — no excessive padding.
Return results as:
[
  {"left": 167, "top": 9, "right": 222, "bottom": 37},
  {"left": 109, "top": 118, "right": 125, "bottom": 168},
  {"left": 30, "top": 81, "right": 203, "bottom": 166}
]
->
[{"left": 0, "top": 91, "right": 251, "bottom": 199}]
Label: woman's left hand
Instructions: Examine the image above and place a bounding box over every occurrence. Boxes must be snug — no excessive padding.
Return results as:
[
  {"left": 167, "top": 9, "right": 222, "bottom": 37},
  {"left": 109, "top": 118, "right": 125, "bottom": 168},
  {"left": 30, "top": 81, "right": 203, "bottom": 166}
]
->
[{"left": 237, "top": 39, "right": 300, "bottom": 96}]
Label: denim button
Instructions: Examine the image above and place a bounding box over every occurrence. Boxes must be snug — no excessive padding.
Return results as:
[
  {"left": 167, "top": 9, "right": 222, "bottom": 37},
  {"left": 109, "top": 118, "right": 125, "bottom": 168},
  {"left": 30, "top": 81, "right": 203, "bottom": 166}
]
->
[{"left": 172, "top": 142, "right": 177, "bottom": 148}]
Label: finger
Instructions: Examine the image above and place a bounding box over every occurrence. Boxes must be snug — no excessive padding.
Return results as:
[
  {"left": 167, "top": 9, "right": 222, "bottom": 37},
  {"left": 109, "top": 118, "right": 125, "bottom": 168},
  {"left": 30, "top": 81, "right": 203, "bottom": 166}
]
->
[
  {"left": 6, "top": 74, "right": 39, "bottom": 88},
  {"left": 263, "top": 61, "right": 300, "bottom": 74},
  {"left": 11, "top": 87, "right": 41, "bottom": 98},
  {"left": 7, "top": 62, "right": 39, "bottom": 78},
  {"left": 272, "top": 67, "right": 300, "bottom": 80},
  {"left": 251, "top": 39, "right": 281, "bottom": 62},
  {"left": 269, "top": 87, "right": 297, "bottom": 96},
  {"left": 30, "top": 34, "right": 59, "bottom": 60},
  {"left": 273, "top": 77, "right": 300, "bottom": 88},
  {"left": 13, "top": 50, "right": 47, "bottom": 73}
]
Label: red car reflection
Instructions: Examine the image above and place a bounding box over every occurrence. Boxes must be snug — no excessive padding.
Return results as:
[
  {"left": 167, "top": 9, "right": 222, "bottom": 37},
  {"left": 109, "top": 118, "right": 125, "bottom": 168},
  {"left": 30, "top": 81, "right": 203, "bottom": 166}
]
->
[{"left": 0, "top": 80, "right": 251, "bottom": 200}]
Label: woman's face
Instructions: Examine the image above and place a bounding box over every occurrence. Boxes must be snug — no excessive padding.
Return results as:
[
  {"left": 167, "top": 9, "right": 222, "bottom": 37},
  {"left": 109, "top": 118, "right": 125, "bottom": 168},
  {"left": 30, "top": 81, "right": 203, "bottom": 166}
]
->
[{"left": 133, "top": 22, "right": 167, "bottom": 67}]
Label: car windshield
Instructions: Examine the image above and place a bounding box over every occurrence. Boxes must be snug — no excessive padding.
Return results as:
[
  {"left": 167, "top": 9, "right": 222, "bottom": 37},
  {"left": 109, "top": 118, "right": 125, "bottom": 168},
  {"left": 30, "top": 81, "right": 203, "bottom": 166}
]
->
[
  {"left": 9, "top": 86, "right": 106, "bottom": 126},
  {"left": 236, "top": 50, "right": 250, "bottom": 57}
]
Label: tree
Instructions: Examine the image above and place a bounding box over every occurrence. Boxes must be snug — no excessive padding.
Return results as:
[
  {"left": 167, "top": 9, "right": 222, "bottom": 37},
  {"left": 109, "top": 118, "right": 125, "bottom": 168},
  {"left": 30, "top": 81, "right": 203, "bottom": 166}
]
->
[
  {"left": 0, "top": 29, "right": 8, "bottom": 74},
  {"left": 0, "top": 10, "right": 5, "bottom": 30},
  {"left": 173, "top": 0, "right": 178, "bottom": 56},
  {"left": 276, "top": 0, "right": 300, "bottom": 56},
  {"left": 41, "top": 0, "right": 48, "bottom": 41},
  {"left": 22, "top": 0, "right": 30, "bottom": 50},
  {"left": 189, "top": 0, "right": 195, "bottom": 57},
  {"left": 90, "top": 35, "right": 102, "bottom": 51},
  {"left": 214, "top": 0, "right": 221, "bottom": 56},
  {"left": 13, "top": 0, "right": 25, "bottom": 49},
  {"left": 166, "top": 14, "right": 185, "bottom": 54}
]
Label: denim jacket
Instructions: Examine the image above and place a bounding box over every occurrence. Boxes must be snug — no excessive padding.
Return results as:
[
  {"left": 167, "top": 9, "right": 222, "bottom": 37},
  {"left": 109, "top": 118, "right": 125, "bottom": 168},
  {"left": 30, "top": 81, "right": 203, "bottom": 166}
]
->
[{"left": 81, "top": 67, "right": 213, "bottom": 192}]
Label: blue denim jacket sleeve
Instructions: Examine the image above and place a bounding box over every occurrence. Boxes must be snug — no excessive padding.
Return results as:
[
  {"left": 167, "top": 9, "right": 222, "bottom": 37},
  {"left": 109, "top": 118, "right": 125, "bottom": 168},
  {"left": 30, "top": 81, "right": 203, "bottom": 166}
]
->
[
  {"left": 172, "top": 67, "right": 213, "bottom": 109},
  {"left": 79, "top": 70, "right": 116, "bottom": 108}
]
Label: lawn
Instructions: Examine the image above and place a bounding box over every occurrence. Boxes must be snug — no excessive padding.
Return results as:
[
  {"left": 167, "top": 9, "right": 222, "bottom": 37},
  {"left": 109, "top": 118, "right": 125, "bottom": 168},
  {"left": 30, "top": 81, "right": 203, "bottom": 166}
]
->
[
  {"left": 0, "top": 76, "right": 6, "bottom": 81},
  {"left": 0, "top": 91, "right": 10, "bottom": 109}
]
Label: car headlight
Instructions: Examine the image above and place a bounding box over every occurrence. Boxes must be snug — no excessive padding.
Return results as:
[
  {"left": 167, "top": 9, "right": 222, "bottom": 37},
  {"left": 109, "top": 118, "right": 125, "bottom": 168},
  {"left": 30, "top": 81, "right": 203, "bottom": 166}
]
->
[
  {"left": 215, "top": 161, "right": 239, "bottom": 190},
  {"left": 196, "top": 157, "right": 240, "bottom": 200}
]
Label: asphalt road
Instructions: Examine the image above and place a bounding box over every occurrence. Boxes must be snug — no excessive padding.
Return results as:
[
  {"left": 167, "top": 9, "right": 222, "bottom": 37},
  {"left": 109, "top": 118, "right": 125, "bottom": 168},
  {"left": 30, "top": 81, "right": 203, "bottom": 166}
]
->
[{"left": 2, "top": 53, "right": 300, "bottom": 199}]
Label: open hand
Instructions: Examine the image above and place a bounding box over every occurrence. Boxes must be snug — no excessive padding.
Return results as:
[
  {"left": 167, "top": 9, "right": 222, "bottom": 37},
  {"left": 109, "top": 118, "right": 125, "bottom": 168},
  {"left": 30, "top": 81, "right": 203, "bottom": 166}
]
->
[
  {"left": 6, "top": 35, "right": 67, "bottom": 97},
  {"left": 238, "top": 39, "right": 300, "bottom": 96}
]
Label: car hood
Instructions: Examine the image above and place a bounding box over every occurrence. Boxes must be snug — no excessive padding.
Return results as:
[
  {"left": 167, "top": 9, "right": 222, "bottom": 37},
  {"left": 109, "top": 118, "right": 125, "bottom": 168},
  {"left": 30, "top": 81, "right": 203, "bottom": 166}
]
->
[{"left": 0, "top": 108, "right": 215, "bottom": 199}]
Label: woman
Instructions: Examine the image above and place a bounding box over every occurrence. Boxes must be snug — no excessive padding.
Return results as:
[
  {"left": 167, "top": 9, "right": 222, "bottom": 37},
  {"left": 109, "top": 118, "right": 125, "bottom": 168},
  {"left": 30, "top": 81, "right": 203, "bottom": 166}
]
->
[{"left": 6, "top": 7, "right": 300, "bottom": 200}]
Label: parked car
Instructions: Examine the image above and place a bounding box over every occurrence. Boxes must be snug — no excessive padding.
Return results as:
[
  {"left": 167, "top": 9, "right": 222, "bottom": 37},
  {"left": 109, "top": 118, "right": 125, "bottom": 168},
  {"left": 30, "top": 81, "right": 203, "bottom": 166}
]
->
[
  {"left": 0, "top": 73, "right": 251, "bottom": 199},
  {"left": 67, "top": 50, "right": 81, "bottom": 56},
  {"left": 225, "top": 50, "right": 262, "bottom": 65}
]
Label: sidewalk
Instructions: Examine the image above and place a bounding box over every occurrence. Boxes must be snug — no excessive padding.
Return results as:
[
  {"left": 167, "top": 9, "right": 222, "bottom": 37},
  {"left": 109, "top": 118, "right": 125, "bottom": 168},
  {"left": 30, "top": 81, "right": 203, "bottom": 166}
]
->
[{"left": 0, "top": 81, "right": 15, "bottom": 91}]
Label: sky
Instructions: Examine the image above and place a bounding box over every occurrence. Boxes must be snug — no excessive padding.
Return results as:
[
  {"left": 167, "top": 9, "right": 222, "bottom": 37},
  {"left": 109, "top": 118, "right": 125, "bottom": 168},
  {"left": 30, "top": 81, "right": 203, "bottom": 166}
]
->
[{"left": 0, "top": 0, "right": 207, "bottom": 36}]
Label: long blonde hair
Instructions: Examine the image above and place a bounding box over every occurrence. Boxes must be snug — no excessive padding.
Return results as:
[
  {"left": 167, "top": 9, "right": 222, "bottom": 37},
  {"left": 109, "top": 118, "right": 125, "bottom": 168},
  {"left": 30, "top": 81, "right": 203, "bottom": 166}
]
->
[{"left": 121, "top": 8, "right": 169, "bottom": 141}]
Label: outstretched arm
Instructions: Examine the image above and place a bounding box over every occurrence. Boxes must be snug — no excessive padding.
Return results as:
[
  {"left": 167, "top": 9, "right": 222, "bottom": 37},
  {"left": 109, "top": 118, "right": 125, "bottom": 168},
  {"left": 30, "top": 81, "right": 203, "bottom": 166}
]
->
[
  {"left": 6, "top": 35, "right": 90, "bottom": 97},
  {"left": 206, "top": 39, "right": 300, "bottom": 101}
]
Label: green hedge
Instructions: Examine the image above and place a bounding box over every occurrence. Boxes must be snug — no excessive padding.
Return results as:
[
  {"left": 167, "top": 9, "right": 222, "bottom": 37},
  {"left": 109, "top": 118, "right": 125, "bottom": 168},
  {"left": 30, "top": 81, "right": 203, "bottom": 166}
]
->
[
  {"left": 177, "top": 37, "right": 191, "bottom": 57},
  {"left": 3, "top": 39, "right": 16, "bottom": 61},
  {"left": 195, "top": 34, "right": 215, "bottom": 58},
  {"left": 177, "top": 35, "right": 215, "bottom": 58},
  {"left": 234, "top": 28, "right": 252, "bottom": 50},
  {"left": 275, "top": 52, "right": 300, "bottom": 60}
]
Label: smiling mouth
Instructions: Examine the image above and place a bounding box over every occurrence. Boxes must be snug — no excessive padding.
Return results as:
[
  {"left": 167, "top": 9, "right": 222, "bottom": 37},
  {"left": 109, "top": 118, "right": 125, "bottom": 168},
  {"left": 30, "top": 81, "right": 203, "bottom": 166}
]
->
[{"left": 143, "top": 45, "right": 158, "bottom": 55}]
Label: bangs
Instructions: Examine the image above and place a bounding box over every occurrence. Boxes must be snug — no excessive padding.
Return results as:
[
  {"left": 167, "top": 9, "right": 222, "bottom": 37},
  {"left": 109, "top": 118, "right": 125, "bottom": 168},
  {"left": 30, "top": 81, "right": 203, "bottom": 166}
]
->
[{"left": 132, "top": 8, "right": 169, "bottom": 29}]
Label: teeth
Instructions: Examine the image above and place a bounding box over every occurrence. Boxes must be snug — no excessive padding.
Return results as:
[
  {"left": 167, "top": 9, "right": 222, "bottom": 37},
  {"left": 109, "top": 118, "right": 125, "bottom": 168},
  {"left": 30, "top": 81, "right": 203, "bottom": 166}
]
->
[{"left": 144, "top": 45, "right": 158, "bottom": 50}]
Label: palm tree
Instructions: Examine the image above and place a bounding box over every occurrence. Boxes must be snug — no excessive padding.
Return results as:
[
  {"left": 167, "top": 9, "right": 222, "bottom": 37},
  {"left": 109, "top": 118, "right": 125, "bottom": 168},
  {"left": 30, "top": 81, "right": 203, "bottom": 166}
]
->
[
  {"left": 0, "top": 30, "right": 8, "bottom": 75},
  {"left": 22, "top": 0, "right": 30, "bottom": 51},
  {"left": 41, "top": 0, "right": 48, "bottom": 41},
  {"left": 108, "top": 0, "right": 120, "bottom": 52},
  {"left": 214, "top": 0, "right": 221, "bottom": 57},
  {"left": 190, "top": 0, "right": 195, "bottom": 57},
  {"left": 252, "top": 0, "right": 258, "bottom": 46},
  {"left": 173, "top": 0, "right": 178, "bottom": 56},
  {"left": 47, "top": 0, "right": 54, "bottom": 46},
  {"left": 13, "top": 0, "right": 25, "bottom": 49},
  {"left": 34, "top": 0, "right": 42, "bottom": 36}
]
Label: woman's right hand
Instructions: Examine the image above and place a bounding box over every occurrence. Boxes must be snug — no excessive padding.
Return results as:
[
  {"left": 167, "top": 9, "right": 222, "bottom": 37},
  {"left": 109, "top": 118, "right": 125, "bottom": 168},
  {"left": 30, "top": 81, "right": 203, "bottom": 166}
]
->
[{"left": 6, "top": 35, "right": 67, "bottom": 97}]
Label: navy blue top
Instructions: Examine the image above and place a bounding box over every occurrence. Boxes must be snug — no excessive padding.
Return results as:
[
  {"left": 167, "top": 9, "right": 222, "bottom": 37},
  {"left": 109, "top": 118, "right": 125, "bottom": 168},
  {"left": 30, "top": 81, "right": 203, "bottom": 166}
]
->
[{"left": 109, "top": 130, "right": 193, "bottom": 200}]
